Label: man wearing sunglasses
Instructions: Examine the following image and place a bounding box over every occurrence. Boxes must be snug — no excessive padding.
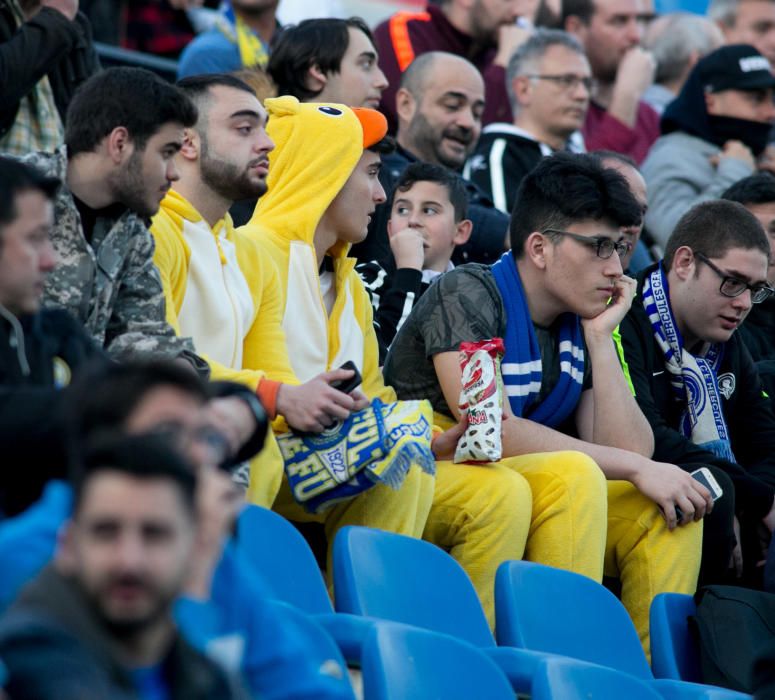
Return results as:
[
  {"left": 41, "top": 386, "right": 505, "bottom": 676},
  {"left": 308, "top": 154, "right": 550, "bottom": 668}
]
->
[
  {"left": 619, "top": 198, "right": 775, "bottom": 585},
  {"left": 386, "top": 152, "right": 710, "bottom": 656}
]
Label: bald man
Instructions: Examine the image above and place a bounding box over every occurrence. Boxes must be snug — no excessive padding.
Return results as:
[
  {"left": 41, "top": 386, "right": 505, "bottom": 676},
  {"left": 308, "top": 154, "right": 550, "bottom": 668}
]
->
[{"left": 351, "top": 52, "right": 509, "bottom": 270}]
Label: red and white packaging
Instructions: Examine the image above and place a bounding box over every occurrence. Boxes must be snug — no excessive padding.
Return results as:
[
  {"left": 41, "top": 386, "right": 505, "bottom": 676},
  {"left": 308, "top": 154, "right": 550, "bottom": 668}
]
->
[{"left": 454, "top": 338, "right": 505, "bottom": 463}]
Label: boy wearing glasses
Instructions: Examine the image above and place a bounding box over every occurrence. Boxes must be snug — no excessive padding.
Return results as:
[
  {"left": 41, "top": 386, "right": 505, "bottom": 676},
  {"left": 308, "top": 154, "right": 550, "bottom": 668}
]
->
[
  {"left": 385, "top": 152, "right": 710, "bottom": 657},
  {"left": 464, "top": 29, "right": 591, "bottom": 215},
  {"left": 619, "top": 199, "right": 775, "bottom": 585}
]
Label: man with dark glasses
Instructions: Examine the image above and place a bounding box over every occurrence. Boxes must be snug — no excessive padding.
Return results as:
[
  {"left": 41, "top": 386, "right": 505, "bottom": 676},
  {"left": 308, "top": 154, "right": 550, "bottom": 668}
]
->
[
  {"left": 386, "top": 152, "right": 710, "bottom": 657},
  {"left": 619, "top": 198, "right": 775, "bottom": 586}
]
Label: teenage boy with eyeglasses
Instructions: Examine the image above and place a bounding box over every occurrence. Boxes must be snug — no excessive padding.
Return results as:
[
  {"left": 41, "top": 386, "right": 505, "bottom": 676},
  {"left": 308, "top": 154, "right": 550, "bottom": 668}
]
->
[
  {"left": 385, "top": 152, "right": 710, "bottom": 657},
  {"left": 618, "top": 198, "right": 775, "bottom": 586}
]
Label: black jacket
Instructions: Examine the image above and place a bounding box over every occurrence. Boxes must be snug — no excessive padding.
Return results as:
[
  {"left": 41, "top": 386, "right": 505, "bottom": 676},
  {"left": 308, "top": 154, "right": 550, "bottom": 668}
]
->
[
  {"left": 0, "top": 566, "right": 248, "bottom": 700},
  {"left": 356, "top": 259, "right": 432, "bottom": 362},
  {"left": 349, "top": 143, "right": 509, "bottom": 267},
  {"left": 619, "top": 268, "right": 775, "bottom": 518},
  {"left": 463, "top": 124, "right": 547, "bottom": 216},
  {"left": 737, "top": 296, "right": 775, "bottom": 364},
  {"left": 0, "top": 2, "right": 99, "bottom": 139},
  {"left": 0, "top": 307, "right": 106, "bottom": 515}
]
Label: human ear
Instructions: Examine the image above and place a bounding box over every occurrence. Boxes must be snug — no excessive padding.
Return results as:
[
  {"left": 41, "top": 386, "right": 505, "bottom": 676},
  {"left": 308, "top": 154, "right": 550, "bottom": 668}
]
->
[
  {"left": 306, "top": 64, "right": 328, "bottom": 94},
  {"left": 105, "top": 126, "right": 131, "bottom": 165},
  {"left": 453, "top": 219, "right": 473, "bottom": 246},
  {"left": 178, "top": 128, "right": 199, "bottom": 161},
  {"left": 396, "top": 88, "right": 417, "bottom": 125},
  {"left": 524, "top": 231, "right": 548, "bottom": 269},
  {"left": 671, "top": 246, "right": 696, "bottom": 281}
]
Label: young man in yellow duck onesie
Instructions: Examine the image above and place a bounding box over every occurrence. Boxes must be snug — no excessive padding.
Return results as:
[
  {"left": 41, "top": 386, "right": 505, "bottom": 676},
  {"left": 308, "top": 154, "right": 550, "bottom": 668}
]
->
[
  {"left": 239, "top": 95, "right": 624, "bottom": 629},
  {"left": 150, "top": 74, "right": 435, "bottom": 561}
]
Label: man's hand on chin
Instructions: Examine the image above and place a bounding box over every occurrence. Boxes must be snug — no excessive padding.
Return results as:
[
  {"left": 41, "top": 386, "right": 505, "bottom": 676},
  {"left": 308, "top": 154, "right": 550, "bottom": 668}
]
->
[{"left": 581, "top": 274, "right": 636, "bottom": 340}]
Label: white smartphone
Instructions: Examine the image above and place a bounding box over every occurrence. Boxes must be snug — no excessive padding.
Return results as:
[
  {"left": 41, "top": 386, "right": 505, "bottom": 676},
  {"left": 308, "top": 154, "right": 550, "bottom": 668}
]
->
[
  {"left": 691, "top": 466, "right": 724, "bottom": 502},
  {"left": 672, "top": 467, "right": 723, "bottom": 521}
]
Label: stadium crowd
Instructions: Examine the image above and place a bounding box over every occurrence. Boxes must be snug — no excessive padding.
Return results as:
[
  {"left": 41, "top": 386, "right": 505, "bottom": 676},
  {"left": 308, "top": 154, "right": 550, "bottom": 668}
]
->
[{"left": 3, "top": 0, "right": 775, "bottom": 696}]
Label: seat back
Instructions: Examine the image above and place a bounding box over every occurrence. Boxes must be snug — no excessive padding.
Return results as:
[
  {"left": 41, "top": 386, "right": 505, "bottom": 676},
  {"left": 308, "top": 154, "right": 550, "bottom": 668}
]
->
[
  {"left": 332, "top": 526, "right": 495, "bottom": 648},
  {"left": 495, "top": 561, "right": 653, "bottom": 680},
  {"left": 235, "top": 505, "right": 333, "bottom": 615},
  {"left": 650, "top": 593, "right": 702, "bottom": 682},
  {"left": 532, "top": 658, "right": 662, "bottom": 700},
  {"left": 264, "top": 599, "right": 356, "bottom": 700},
  {"left": 362, "top": 624, "right": 513, "bottom": 700}
]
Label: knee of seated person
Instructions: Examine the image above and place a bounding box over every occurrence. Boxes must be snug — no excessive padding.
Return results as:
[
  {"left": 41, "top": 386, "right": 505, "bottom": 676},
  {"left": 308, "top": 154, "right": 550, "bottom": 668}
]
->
[
  {"left": 465, "top": 466, "right": 533, "bottom": 519},
  {"left": 492, "top": 468, "right": 533, "bottom": 512},
  {"left": 554, "top": 451, "right": 607, "bottom": 493}
]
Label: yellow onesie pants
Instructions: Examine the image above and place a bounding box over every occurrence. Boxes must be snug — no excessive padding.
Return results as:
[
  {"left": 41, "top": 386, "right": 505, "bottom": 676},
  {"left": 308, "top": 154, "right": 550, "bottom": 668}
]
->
[
  {"left": 605, "top": 481, "right": 703, "bottom": 659},
  {"left": 424, "top": 451, "right": 607, "bottom": 629},
  {"left": 271, "top": 465, "right": 436, "bottom": 574}
]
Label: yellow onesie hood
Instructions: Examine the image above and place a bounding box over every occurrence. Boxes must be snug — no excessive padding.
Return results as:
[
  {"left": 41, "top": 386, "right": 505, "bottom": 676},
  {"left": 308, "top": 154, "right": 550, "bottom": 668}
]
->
[{"left": 247, "top": 96, "right": 387, "bottom": 254}]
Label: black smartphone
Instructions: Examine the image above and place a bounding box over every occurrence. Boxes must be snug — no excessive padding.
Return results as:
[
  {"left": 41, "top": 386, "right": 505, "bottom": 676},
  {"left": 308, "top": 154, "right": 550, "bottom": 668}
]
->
[{"left": 331, "top": 360, "right": 362, "bottom": 394}]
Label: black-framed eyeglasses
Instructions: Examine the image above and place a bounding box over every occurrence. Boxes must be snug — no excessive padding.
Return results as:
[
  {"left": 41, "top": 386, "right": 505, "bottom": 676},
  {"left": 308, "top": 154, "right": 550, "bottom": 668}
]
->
[
  {"left": 543, "top": 228, "right": 631, "bottom": 260},
  {"left": 694, "top": 252, "right": 774, "bottom": 304},
  {"left": 524, "top": 74, "right": 595, "bottom": 92}
]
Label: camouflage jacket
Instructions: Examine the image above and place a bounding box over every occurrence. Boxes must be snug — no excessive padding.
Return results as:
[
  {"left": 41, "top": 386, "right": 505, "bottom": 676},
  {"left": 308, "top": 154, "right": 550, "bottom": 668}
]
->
[{"left": 21, "top": 147, "right": 207, "bottom": 372}]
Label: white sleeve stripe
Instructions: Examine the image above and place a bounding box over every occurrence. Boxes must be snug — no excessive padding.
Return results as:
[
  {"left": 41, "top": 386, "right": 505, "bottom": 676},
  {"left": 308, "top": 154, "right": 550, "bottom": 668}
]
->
[{"left": 489, "top": 138, "right": 509, "bottom": 214}]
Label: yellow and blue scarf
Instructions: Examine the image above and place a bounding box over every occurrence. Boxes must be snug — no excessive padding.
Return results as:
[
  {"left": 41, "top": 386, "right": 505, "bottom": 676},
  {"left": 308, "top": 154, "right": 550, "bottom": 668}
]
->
[
  {"left": 215, "top": 1, "right": 270, "bottom": 69},
  {"left": 277, "top": 399, "right": 435, "bottom": 513}
]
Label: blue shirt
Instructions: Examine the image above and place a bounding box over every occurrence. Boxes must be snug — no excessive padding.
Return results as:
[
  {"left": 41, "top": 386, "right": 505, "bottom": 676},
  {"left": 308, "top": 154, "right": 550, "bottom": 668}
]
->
[
  {"left": 131, "top": 665, "right": 171, "bottom": 700},
  {"left": 177, "top": 29, "right": 242, "bottom": 79}
]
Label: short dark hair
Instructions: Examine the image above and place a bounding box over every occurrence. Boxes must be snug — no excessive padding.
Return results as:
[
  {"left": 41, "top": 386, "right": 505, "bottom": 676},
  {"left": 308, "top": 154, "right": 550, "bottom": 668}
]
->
[
  {"left": 176, "top": 73, "right": 256, "bottom": 121},
  {"left": 721, "top": 172, "right": 775, "bottom": 207},
  {"left": 66, "top": 361, "right": 208, "bottom": 449},
  {"left": 72, "top": 433, "right": 197, "bottom": 516},
  {"left": 65, "top": 68, "right": 198, "bottom": 156},
  {"left": 510, "top": 152, "right": 642, "bottom": 256},
  {"left": 561, "top": 0, "right": 596, "bottom": 26},
  {"left": 268, "top": 17, "right": 375, "bottom": 101},
  {"left": 393, "top": 161, "right": 469, "bottom": 221},
  {"left": 663, "top": 200, "right": 771, "bottom": 271},
  {"left": 0, "top": 158, "right": 59, "bottom": 234},
  {"left": 592, "top": 150, "right": 638, "bottom": 169},
  {"left": 367, "top": 135, "right": 396, "bottom": 156}
]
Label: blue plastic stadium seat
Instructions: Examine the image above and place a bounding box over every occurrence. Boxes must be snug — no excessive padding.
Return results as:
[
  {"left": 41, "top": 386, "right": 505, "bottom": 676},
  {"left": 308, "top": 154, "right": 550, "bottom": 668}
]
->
[
  {"left": 495, "top": 561, "right": 753, "bottom": 700},
  {"left": 263, "top": 599, "right": 356, "bottom": 700},
  {"left": 235, "top": 505, "right": 375, "bottom": 663},
  {"left": 333, "top": 525, "right": 572, "bottom": 694},
  {"left": 650, "top": 593, "right": 702, "bottom": 682},
  {"left": 495, "top": 559, "right": 653, "bottom": 679},
  {"left": 362, "top": 625, "right": 514, "bottom": 700},
  {"left": 533, "top": 657, "right": 662, "bottom": 700}
]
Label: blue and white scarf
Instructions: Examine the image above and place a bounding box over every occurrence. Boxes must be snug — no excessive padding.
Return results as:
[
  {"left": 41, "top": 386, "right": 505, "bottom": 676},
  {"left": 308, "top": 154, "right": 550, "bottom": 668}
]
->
[
  {"left": 491, "top": 252, "right": 585, "bottom": 427},
  {"left": 642, "top": 264, "right": 735, "bottom": 461}
]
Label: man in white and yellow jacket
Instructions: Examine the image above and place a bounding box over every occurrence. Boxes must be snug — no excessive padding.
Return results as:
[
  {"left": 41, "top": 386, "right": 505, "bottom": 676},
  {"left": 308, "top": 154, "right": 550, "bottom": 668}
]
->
[{"left": 151, "top": 74, "right": 372, "bottom": 507}]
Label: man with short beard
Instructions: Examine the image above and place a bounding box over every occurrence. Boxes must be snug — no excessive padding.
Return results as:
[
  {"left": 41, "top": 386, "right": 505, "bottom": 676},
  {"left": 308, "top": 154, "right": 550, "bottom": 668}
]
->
[
  {"left": 19, "top": 66, "right": 206, "bottom": 371},
  {"left": 373, "top": 0, "right": 525, "bottom": 131},
  {"left": 0, "top": 434, "right": 250, "bottom": 699},
  {"left": 351, "top": 51, "right": 509, "bottom": 268},
  {"left": 151, "top": 73, "right": 371, "bottom": 507}
]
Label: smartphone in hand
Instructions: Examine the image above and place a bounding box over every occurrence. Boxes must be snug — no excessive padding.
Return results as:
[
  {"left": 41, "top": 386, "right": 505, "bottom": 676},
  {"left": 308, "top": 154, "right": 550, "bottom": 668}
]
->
[{"left": 330, "top": 360, "right": 362, "bottom": 395}]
